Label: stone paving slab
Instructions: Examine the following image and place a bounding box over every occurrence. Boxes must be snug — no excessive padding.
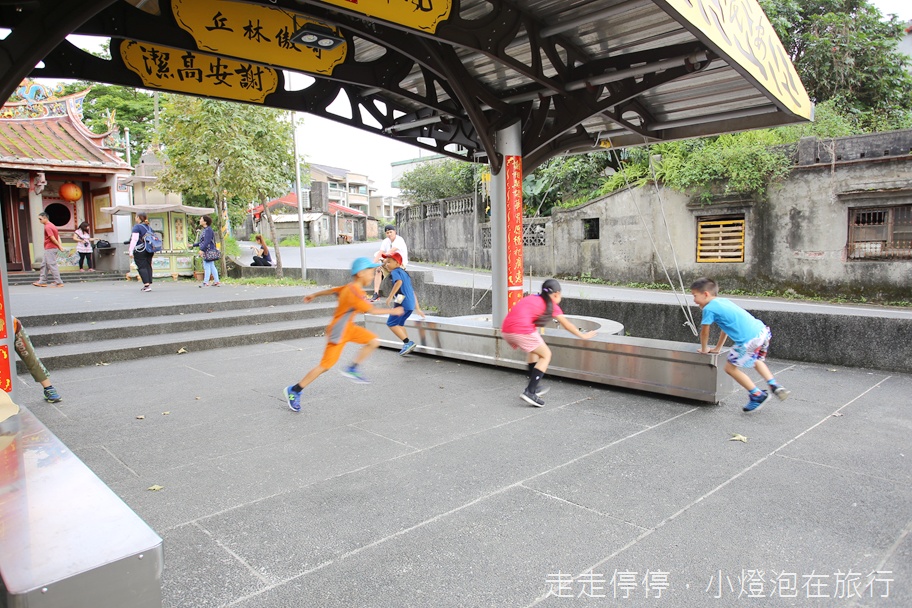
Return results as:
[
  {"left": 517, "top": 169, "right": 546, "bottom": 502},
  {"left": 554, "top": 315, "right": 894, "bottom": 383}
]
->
[
  {"left": 10, "top": 274, "right": 911, "bottom": 608},
  {"left": 17, "top": 333, "right": 910, "bottom": 608}
]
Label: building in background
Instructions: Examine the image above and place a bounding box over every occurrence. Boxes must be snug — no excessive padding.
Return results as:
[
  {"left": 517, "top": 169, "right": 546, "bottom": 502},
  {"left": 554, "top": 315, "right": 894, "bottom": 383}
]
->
[
  {"left": 901, "top": 21, "right": 912, "bottom": 73},
  {"left": 369, "top": 195, "right": 405, "bottom": 225},
  {"left": 0, "top": 81, "right": 132, "bottom": 273},
  {"left": 308, "top": 163, "right": 374, "bottom": 216},
  {"left": 390, "top": 153, "right": 447, "bottom": 190}
]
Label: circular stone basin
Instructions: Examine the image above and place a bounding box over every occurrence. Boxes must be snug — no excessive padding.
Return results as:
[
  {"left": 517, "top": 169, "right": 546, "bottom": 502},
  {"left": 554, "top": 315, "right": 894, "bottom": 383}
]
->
[{"left": 448, "top": 314, "right": 624, "bottom": 336}]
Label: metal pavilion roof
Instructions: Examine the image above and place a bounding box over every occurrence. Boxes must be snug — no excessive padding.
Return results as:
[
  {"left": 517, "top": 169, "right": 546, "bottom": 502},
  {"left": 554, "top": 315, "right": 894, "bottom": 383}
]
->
[{"left": 0, "top": 0, "right": 811, "bottom": 175}]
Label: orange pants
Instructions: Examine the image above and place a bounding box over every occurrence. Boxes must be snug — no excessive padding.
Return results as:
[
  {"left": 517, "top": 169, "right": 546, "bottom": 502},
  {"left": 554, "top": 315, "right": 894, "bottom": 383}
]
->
[{"left": 319, "top": 325, "right": 376, "bottom": 368}]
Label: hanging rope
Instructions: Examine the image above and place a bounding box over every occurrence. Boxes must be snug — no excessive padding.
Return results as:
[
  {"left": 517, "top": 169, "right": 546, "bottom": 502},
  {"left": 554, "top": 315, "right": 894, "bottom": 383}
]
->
[{"left": 607, "top": 142, "right": 698, "bottom": 336}]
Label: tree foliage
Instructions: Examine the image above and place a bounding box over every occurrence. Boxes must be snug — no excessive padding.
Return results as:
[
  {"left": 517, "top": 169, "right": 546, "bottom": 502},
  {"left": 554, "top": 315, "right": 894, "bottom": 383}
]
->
[
  {"left": 60, "top": 82, "right": 156, "bottom": 162},
  {"left": 596, "top": 95, "right": 912, "bottom": 204},
  {"left": 155, "top": 96, "right": 297, "bottom": 274},
  {"left": 759, "top": 0, "right": 912, "bottom": 130},
  {"left": 524, "top": 153, "right": 616, "bottom": 215},
  {"left": 156, "top": 96, "right": 295, "bottom": 219},
  {"left": 399, "top": 152, "right": 615, "bottom": 216},
  {"left": 398, "top": 158, "right": 478, "bottom": 203}
]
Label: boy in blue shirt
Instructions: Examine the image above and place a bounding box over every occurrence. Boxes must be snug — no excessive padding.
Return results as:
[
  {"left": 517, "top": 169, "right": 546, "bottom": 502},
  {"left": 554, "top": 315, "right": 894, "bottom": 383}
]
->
[
  {"left": 690, "top": 277, "right": 790, "bottom": 412},
  {"left": 382, "top": 252, "right": 425, "bottom": 355}
]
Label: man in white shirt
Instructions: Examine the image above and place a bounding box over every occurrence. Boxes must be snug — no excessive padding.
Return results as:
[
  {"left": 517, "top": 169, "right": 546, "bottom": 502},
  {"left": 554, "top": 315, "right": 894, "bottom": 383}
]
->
[{"left": 371, "top": 225, "right": 408, "bottom": 301}]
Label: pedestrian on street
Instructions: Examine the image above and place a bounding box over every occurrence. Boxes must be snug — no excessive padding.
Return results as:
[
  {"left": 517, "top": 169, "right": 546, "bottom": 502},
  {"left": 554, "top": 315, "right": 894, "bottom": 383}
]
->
[
  {"left": 128, "top": 212, "right": 155, "bottom": 292},
  {"left": 73, "top": 220, "right": 96, "bottom": 272},
  {"left": 32, "top": 212, "right": 65, "bottom": 288},
  {"left": 191, "top": 215, "right": 221, "bottom": 287}
]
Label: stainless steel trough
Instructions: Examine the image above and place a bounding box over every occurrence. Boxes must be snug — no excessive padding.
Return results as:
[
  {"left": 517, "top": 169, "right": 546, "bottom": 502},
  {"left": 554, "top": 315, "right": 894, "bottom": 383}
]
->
[
  {"left": 365, "top": 314, "right": 734, "bottom": 403},
  {"left": 1, "top": 406, "right": 163, "bottom": 608}
]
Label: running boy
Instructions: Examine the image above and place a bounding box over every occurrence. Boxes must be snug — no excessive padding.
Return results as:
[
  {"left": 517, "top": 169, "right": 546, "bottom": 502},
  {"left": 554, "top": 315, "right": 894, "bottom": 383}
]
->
[
  {"left": 382, "top": 252, "right": 425, "bottom": 355},
  {"left": 501, "top": 279, "right": 597, "bottom": 407},
  {"left": 283, "top": 257, "right": 404, "bottom": 412},
  {"left": 690, "top": 277, "right": 790, "bottom": 412}
]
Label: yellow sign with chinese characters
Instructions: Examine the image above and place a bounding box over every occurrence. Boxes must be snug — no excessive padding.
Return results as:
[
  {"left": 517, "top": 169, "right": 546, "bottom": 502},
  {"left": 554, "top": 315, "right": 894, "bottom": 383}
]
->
[
  {"left": 171, "top": 0, "right": 346, "bottom": 76},
  {"left": 659, "top": 0, "right": 811, "bottom": 119},
  {"left": 317, "top": 0, "right": 452, "bottom": 34},
  {"left": 119, "top": 40, "right": 278, "bottom": 103}
]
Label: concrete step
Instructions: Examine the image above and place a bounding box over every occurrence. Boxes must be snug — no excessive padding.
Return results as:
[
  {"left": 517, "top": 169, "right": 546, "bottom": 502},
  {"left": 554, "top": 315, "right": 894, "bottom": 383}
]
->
[
  {"left": 8, "top": 272, "right": 126, "bottom": 285},
  {"left": 19, "top": 315, "right": 330, "bottom": 373},
  {"left": 24, "top": 302, "right": 337, "bottom": 347},
  {"left": 17, "top": 293, "right": 339, "bottom": 373},
  {"left": 18, "top": 294, "right": 311, "bottom": 326}
]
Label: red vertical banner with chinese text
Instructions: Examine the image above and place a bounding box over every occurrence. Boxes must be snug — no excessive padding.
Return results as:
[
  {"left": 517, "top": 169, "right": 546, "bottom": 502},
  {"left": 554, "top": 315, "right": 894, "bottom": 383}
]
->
[
  {"left": 0, "top": 283, "right": 10, "bottom": 393},
  {"left": 505, "top": 155, "right": 524, "bottom": 310}
]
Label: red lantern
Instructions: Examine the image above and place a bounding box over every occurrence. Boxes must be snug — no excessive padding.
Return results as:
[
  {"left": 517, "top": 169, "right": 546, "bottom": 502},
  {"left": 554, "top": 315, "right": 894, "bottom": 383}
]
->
[{"left": 59, "top": 182, "right": 82, "bottom": 202}]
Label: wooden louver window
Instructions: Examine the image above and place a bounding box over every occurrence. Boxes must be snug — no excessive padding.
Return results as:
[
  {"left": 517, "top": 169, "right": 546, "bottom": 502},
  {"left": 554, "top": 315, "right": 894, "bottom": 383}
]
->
[{"left": 697, "top": 217, "right": 745, "bottom": 263}]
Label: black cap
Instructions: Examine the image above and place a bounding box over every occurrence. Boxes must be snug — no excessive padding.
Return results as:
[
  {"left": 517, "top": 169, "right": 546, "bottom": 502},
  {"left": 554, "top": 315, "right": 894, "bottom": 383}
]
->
[
  {"left": 385, "top": 224, "right": 396, "bottom": 232},
  {"left": 541, "top": 279, "right": 561, "bottom": 294}
]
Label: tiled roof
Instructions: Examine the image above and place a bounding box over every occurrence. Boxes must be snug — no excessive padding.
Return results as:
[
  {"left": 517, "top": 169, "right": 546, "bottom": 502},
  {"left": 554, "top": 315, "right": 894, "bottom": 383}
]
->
[
  {"left": 0, "top": 107, "right": 131, "bottom": 174},
  {"left": 309, "top": 163, "right": 350, "bottom": 178}
]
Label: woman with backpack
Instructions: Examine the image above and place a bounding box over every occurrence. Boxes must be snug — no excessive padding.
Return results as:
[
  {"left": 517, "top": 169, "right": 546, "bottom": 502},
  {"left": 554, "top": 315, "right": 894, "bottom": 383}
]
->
[
  {"left": 191, "top": 215, "right": 221, "bottom": 287},
  {"left": 128, "top": 212, "right": 155, "bottom": 292},
  {"left": 500, "top": 279, "right": 597, "bottom": 407}
]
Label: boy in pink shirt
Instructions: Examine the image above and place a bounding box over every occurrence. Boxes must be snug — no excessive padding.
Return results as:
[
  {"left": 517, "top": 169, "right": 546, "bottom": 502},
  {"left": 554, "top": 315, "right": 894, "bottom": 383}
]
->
[{"left": 501, "top": 279, "right": 596, "bottom": 406}]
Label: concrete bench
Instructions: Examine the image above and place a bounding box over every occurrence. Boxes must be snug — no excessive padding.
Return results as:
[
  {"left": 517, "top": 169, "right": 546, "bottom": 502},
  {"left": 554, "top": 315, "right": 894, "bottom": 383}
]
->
[{"left": 0, "top": 402, "right": 162, "bottom": 607}]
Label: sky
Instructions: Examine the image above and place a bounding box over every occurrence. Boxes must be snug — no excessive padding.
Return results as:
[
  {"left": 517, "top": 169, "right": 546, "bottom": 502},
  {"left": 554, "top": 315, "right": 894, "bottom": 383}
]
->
[{"left": 49, "top": 0, "right": 912, "bottom": 195}]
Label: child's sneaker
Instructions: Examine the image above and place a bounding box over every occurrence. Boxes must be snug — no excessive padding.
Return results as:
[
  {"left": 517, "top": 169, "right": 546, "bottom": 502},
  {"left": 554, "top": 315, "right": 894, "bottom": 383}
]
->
[
  {"left": 399, "top": 341, "right": 417, "bottom": 356},
  {"left": 43, "top": 385, "right": 62, "bottom": 403},
  {"left": 283, "top": 386, "right": 301, "bottom": 412},
  {"left": 369, "top": 292, "right": 380, "bottom": 302},
  {"left": 743, "top": 390, "right": 770, "bottom": 412},
  {"left": 769, "top": 383, "right": 790, "bottom": 401},
  {"left": 521, "top": 389, "right": 545, "bottom": 407},
  {"left": 341, "top": 367, "right": 371, "bottom": 384}
]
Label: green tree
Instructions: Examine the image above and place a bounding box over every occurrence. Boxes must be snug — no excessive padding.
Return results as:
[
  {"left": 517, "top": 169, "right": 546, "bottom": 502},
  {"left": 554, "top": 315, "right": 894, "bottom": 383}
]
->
[
  {"left": 525, "top": 152, "right": 616, "bottom": 215},
  {"left": 60, "top": 82, "right": 157, "bottom": 162},
  {"left": 155, "top": 96, "right": 296, "bottom": 276},
  {"left": 759, "top": 0, "right": 912, "bottom": 129},
  {"left": 398, "top": 158, "right": 478, "bottom": 203}
]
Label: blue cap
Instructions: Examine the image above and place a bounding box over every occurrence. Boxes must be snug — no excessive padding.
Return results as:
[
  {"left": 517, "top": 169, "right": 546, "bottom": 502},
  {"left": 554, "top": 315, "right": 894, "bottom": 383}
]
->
[{"left": 351, "top": 257, "right": 381, "bottom": 275}]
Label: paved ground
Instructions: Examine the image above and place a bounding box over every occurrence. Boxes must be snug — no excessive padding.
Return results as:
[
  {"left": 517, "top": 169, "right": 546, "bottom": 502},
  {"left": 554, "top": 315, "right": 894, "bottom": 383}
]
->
[{"left": 9, "top": 253, "right": 912, "bottom": 607}]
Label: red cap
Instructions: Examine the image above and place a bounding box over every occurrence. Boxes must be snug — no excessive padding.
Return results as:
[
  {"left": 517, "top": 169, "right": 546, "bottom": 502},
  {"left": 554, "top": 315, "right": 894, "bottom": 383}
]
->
[{"left": 382, "top": 252, "right": 403, "bottom": 265}]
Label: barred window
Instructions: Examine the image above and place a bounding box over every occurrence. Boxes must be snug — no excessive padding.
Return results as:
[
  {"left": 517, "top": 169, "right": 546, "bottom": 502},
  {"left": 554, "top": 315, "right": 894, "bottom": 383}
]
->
[
  {"left": 582, "top": 218, "right": 599, "bottom": 240},
  {"left": 847, "top": 205, "right": 912, "bottom": 259},
  {"left": 696, "top": 216, "right": 745, "bottom": 263}
]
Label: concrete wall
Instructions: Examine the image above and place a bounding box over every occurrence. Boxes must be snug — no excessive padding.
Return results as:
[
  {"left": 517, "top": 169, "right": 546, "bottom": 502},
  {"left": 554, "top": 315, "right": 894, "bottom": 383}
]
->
[{"left": 399, "top": 131, "right": 912, "bottom": 298}]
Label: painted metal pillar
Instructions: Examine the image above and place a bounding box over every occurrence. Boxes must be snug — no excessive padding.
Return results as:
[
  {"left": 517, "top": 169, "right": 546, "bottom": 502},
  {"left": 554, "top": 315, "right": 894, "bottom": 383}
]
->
[{"left": 490, "top": 121, "right": 523, "bottom": 327}]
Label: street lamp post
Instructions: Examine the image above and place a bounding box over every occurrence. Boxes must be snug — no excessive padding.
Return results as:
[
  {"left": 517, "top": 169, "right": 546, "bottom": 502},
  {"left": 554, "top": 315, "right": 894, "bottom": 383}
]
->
[{"left": 291, "top": 110, "right": 306, "bottom": 281}]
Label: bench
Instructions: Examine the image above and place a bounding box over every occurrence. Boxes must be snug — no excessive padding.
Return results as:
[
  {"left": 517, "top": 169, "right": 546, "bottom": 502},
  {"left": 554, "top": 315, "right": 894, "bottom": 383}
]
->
[{"left": 0, "top": 402, "right": 163, "bottom": 607}]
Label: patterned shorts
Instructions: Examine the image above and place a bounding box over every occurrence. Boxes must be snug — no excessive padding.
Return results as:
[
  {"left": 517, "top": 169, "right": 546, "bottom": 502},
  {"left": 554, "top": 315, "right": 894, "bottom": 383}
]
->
[{"left": 728, "top": 326, "right": 771, "bottom": 369}]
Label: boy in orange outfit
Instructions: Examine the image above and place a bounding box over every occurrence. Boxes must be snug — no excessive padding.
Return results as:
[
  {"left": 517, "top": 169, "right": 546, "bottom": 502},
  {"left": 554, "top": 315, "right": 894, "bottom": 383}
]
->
[{"left": 283, "top": 257, "right": 404, "bottom": 412}]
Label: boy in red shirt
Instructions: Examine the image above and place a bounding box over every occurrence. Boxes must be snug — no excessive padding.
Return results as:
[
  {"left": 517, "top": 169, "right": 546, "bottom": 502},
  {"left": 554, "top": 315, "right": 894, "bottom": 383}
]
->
[
  {"left": 283, "top": 257, "right": 404, "bottom": 412},
  {"left": 501, "top": 279, "right": 596, "bottom": 407}
]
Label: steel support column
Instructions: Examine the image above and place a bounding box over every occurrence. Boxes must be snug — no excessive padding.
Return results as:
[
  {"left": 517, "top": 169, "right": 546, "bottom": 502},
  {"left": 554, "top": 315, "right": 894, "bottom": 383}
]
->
[{"left": 490, "top": 121, "right": 523, "bottom": 327}]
